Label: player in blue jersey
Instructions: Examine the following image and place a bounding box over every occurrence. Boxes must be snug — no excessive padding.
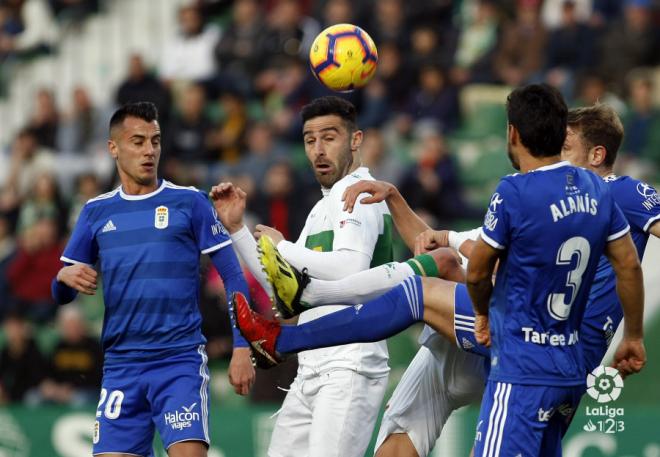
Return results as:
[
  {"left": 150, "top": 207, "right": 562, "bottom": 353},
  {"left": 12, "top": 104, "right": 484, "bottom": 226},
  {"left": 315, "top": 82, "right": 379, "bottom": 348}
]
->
[
  {"left": 466, "top": 86, "right": 645, "bottom": 456},
  {"left": 51, "top": 102, "right": 255, "bottom": 457},
  {"left": 560, "top": 104, "right": 660, "bottom": 375}
]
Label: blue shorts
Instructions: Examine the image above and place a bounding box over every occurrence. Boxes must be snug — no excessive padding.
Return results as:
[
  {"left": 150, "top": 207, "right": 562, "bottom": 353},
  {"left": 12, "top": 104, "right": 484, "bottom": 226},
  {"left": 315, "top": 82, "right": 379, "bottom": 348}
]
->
[
  {"left": 473, "top": 381, "right": 582, "bottom": 457},
  {"left": 93, "top": 345, "right": 211, "bottom": 456},
  {"left": 454, "top": 283, "right": 491, "bottom": 358}
]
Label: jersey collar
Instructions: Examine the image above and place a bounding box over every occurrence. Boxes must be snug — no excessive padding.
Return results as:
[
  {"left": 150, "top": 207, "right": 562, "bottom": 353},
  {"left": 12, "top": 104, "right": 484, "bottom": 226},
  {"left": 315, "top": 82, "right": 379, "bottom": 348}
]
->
[
  {"left": 119, "top": 179, "right": 167, "bottom": 200},
  {"left": 532, "top": 161, "right": 571, "bottom": 172}
]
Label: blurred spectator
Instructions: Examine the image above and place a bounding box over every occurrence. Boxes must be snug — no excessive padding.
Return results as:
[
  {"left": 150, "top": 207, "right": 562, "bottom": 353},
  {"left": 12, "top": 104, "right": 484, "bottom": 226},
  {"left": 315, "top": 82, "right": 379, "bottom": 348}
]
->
[
  {"left": 493, "top": 0, "right": 547, "bottom": 87},
  {"left": 364, "top": 0, "right": 409, "bottom": 51},
  {"left": 573, "top": 73, "right": 625, "bottom": 112},
  {"left": 544, "top": 1, "right": 596, "bottom": 100},
  {"left": 319, "top": 0, "right": 354, "bottom": 27},
  {"left": 48, "top": 0, "right": 99, "bottom": 24},
  {"left": 0, "top": 0, "right": 57, "bottom": 60},
  {"left": 541, "top": 0, "right": 592, "bottom": 28},
  {"left": 399, "top": 124, "right": 480, "bottom": 223},
  {"left": 451, "top": 0, "right": 500, "bottom": 85},
  {"left": 165, "top": 83, "right": 213, "bottom": 162},
  {"left": 407, "top": 24, "right": 454, "bottom": 71},
  {"left": 598, "top": 0, "right": 660, "bottom": 94},
  {"left": 28, "top": 88, "right": 59, "bottom": 149},
  {"left": 16, "top": 171, "right": 65, "bottom": 235},
  {"left": 213, "top": 0, "right": 267, "bottom": 95},
  {"left": 0, "top": 213, "right": 17, "bottom": 319},
  {"left": 0, "top": 311, "right": 46, "bottom": 404},
  {"left": 116, "top": 54, "right": 172, "bottom": 128},
  {"left": 0, "top": 128, "right": 56, "bottom": 215},
  {"left": 56, "top": 86, "right": 106, "bottom": 153},
  {"left": 158, "top": 3, "right": 220, "bottom": 84},
  {"left": 402, "top": 65, "right": 460, "bottom": 134},
  {"left": 253, "top": 162, "right": 311, "bottom": 240},
  {"left": 360, "top": 128, "right": 405, "bottom": 185},
  {"left": 233, "top": 121, "right": 287, "bottom": 190},
  {"left": 67, "top": 172, "right": 100, "bottom": 231},
  {"left": 375, "top": 41, "right": 414, "bottom": 109},
  {"left": 357, "top": 78, "right": 391, "bottom": 129},
  {"left": 591, "top": 0, "right": 623, "bottom": 26},
  {"left": 622, "top": 70, "right": 660, "bottom": 168},
  {"left": 6, "top": 216, "right": 63, "bottom": 322},
  {"left": 260, "top": 0, "right": 320, "bottom": 69},
  {"left": 207, "top": 90, "right": 248, "bottom": 164},
  {"left": 26, "top": 305, "right": 102, "bottom": 406}
]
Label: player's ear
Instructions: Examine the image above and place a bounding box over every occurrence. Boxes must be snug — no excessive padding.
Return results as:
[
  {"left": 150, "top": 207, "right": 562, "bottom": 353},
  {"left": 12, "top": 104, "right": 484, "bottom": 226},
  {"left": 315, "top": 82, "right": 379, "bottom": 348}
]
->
[
  {"left": 507, "top": 124, "right": 518, "bottom": 145},
  {"left": 108, "top": 139, "right": 118, "bottom": 160},
  {"left": 590, "top": 145, "right": 606, "bottom": 167},
  {"left": 350, "top": 129, "right": 363, "bottom": 152}
]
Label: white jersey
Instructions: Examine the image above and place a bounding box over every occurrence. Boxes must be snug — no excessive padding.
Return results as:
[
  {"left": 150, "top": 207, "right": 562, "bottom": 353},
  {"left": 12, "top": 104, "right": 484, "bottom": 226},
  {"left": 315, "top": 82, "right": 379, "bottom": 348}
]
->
[{"left": 295, "top": 167, "right": 392, "bottom": 378}]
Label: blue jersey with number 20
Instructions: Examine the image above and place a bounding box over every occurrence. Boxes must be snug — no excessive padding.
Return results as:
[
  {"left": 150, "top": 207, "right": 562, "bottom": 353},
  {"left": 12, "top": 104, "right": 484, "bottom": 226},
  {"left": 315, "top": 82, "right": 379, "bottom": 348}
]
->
[{"left": 479, "top": 162, "right": 629, "bottom": 386}]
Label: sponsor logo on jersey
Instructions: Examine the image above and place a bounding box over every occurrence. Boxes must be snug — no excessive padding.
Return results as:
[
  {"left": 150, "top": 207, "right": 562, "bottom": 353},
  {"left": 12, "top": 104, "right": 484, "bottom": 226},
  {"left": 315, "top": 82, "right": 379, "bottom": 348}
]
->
[
  {"left": 489, "top": 193, "right": 503, "bottom": 212},
  {"left": 155, "top": 206, "right": 169, "bottom": 229},
  {"left": 339, "top": 218, "right": 361, "bottom": 228},
  {"left": 164, "top": 403, "right": 200, "bottom": 431},
  {"left": 521, "top": 326, "right": 579, "bottom": 346},
  {"left": 636, "top": 182, "right": 659, "bottom": 210},
  {"left": 101, "top": 220, "right": 117, "bottom": 233}
]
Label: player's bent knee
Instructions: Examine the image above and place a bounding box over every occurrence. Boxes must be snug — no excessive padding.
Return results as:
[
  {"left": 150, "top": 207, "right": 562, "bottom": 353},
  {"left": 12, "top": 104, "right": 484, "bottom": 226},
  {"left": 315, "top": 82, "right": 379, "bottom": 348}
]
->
[
  {"left": 428, "top": 248, "right": 465, "bottom": 282},
  {"left": 375, "top": 433, "right": 419, "bottom": 457}
]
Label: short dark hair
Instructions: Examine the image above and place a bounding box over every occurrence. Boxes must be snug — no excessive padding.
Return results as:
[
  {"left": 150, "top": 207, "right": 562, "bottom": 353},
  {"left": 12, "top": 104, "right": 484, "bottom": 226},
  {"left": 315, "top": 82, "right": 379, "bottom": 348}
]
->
[
  {"left": 109, "top": 102, "right": 159, "bottom": 136},
  {"left": 506, "top": 84, "right": 568, "bottom": 158},
  {"left": 300, "top": 96, "right": 357, "bottom": 132},
  {"left": 567, "top": 104, "right": 623, "bottom": 167}
]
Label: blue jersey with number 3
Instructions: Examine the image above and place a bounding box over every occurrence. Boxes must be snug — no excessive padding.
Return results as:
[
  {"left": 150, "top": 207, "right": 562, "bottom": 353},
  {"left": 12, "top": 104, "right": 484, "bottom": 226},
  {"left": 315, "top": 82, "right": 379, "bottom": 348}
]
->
[
  {"left": 61, "top": 180, "right": 233, "bottom": 363},
  {"left": 480, "top": 162, "right": 629, "bottom": 386}
]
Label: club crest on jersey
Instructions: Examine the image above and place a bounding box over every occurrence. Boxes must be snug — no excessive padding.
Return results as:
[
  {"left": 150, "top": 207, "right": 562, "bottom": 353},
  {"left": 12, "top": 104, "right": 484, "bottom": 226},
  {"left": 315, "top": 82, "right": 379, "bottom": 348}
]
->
[{"left": 155, "top": 206, "right": 169, "bottom": 229}]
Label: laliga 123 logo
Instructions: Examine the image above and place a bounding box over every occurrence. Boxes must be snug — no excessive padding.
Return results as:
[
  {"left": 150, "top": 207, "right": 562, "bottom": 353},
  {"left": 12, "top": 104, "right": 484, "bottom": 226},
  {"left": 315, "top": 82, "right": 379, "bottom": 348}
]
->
[
  {"left": 583, "top": 366, "right": 625, "bottom": 434},
  {"left": 586, "top": 365, "right": 623, "bottom": 403}
]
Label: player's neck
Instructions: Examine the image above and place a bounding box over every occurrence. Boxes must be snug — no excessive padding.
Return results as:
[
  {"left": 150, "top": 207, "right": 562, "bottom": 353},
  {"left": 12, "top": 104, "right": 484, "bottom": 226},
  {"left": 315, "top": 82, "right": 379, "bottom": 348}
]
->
[
  {"left": 594, "top": 166, "right": 614, "bottom": 178},
  {"left": 120, "top": 176, "right": 159, "bottom": 195},
  {"left": 520, "top": 154, "right": 561, "bottom": 173}
]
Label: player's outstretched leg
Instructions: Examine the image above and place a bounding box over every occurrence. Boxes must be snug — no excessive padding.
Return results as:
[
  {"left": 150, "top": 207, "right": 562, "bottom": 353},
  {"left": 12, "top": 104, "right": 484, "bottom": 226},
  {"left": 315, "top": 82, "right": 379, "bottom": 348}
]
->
[
  {"left": 258, "top": 235, "right": 310, "bottom": 318},
  {"left": 234, "top": 276, "right": 462, "bottom": 361},
  {"left": 232, "top": 291, "right": 283, "bottom": 367}
]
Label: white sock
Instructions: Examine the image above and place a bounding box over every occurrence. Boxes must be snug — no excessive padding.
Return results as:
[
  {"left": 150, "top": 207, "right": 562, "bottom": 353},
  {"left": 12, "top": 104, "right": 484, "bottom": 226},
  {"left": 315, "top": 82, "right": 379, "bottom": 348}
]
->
[{"left": 300, "top": 262, "right": 416, "bottom": 306}]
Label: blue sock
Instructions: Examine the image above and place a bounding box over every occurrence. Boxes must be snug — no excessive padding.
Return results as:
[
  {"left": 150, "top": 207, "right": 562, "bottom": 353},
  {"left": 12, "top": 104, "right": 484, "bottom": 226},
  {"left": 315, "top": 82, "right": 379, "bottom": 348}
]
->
[{"left": 276, "top": 276, "right": 424, "bottom": 354}]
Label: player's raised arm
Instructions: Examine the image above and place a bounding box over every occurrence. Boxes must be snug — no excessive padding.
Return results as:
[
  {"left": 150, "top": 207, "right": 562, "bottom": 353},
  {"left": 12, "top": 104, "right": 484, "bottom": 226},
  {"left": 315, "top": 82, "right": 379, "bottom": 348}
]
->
[
  {"left": 605, "top": 232, "right": 646, "bottom": 377},
  {"left": 342, "top": 179, "right": 430, "bottom": 251}
]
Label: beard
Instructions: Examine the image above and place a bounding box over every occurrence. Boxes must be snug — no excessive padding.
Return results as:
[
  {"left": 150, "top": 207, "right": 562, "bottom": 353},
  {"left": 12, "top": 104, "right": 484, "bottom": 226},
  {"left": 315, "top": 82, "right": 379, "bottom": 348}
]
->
[
  {"left": 507, "top": 144, "right": 520, "bottom": 171},
  {"left": 313, "top": 150, "right": 354, "bottom": 188}
]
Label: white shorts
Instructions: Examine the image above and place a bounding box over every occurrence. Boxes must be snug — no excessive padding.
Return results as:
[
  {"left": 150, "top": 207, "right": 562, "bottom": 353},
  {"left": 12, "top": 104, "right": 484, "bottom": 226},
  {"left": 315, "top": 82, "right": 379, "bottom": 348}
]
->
[
  {"left": 268, "top": 368, "right": 388, "bottom": 457},
  {"left": 375, "top": 339, "right": 486, "bottom": 457}
]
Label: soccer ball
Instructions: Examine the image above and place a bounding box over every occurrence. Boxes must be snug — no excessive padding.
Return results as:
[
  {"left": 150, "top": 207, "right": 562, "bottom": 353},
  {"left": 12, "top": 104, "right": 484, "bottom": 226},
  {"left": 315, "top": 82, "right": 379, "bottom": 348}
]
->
[{"left": 309, "top": 24, "right": 378, "bottom": 92}]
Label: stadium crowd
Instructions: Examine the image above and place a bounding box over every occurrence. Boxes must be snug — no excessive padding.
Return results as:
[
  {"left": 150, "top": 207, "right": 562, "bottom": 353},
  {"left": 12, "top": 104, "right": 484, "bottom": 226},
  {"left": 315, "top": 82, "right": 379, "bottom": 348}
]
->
[{"left": 1, "top": 0, "right": 660, "bottom": 406}]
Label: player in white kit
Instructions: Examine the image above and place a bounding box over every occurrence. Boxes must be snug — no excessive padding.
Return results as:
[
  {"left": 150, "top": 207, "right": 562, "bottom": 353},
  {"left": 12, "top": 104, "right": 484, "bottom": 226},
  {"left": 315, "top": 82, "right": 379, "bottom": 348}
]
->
[
  {"left": 210, "top": 96, "right": 393, "bottom": 457},
  {"left": 257, "top": 175, "right": 488, "bottom": 457}
]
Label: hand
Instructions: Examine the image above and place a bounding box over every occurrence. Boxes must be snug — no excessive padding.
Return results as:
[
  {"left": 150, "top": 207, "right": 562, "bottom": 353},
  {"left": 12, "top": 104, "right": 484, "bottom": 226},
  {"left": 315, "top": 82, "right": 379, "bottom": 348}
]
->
[
  {"left": 611, "top": 337, "right": 646, "bottom": 379},
  {"left": 229, "top": 347, "right": 256, "bottom": 396},
  {"left": 209, "top": 182, "right": 247, "bottom": 234},
  {"left": 254, "top": 224, "right": 284, "bottom": 245},
  {"left": 56, "top": 264, "right": 97, "bottom": 295},
  {"left": 474, "top": 314, "right": 491, "bottom": 347},
  {"left": 414, "top": 229, "right": 449, "bottom": 256},
  {"left": 342, "top": 180, "right": 395, "bottom": 213}
]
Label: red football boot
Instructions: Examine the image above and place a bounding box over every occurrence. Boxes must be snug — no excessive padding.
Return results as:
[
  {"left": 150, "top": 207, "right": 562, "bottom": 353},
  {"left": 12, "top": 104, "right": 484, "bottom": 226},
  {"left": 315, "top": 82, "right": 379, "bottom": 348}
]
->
[{"left": 231, "top": 291, "right": 283, "bottom": 368}]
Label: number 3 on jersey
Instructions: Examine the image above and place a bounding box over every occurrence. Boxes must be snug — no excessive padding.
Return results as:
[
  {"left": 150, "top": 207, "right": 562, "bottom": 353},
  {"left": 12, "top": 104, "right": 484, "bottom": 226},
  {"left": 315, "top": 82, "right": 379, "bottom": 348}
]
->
[
  {"left": 547, "top": 236, "right": 591, "bottom": 320},
  {"left": 96, "top": 388, "right": 124, "bottom": 420}
]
